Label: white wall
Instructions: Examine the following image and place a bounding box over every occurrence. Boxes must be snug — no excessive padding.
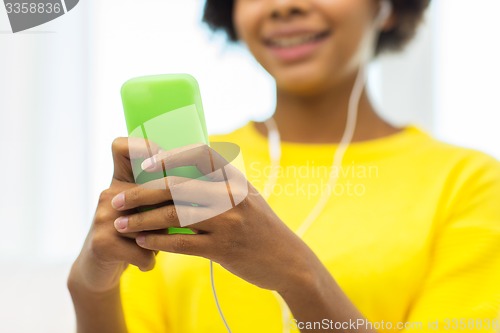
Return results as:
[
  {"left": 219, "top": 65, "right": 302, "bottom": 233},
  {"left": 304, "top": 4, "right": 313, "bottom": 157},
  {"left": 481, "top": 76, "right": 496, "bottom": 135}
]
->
[
  {"left": 373, "top": 9, "right": 435, "bottom": 130},
  {"left": 0, "top": 3, "right": 89, "bottom": 332},
  {"left": 434, "top": 0, "right": 500, "bottom": 159},
  {"left": 0, "top": 0, "right": 90, "bottom": 263}
]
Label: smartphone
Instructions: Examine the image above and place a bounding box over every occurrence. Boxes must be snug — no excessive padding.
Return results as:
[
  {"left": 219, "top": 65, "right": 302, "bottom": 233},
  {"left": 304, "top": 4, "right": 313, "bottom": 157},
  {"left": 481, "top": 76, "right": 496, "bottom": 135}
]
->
[{"left": 121, "top": 74, "right": 210, "bottom": 235}]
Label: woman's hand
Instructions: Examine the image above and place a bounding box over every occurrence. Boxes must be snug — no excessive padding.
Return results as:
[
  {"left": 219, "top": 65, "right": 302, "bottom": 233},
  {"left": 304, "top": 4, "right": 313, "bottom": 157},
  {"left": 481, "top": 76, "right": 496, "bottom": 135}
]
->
[
  {"left": 69, "top": 139, "right": 370, "bottom": 333},
  {"left": 110, "top": 143, "right": 320, "bottom": 293},
  {"left": 68, "top": 138, "right": 160, "bottom": 294}
]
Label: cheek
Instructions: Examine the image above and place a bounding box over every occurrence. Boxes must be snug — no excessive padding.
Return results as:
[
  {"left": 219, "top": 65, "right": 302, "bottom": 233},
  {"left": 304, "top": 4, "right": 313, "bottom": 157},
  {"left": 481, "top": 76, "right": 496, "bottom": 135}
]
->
[
  {"left": 232, "top": 3, "right": 244, "bottom": 40},
  {"left": 233, "top": 2, "right": 260, "bottom": 43},
  {"left": 316, "top": 0, "right": 378, "bottom": 66},
  {"left": 233, "top": 4, "right": 274, "bottom": 76}
]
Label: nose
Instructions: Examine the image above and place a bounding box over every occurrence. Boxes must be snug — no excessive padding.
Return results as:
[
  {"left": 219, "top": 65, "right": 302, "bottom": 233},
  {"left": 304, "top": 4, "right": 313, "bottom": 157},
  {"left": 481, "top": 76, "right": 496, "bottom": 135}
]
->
[{"left": 267, "top": 0, "right": 311, "bottom": 20}]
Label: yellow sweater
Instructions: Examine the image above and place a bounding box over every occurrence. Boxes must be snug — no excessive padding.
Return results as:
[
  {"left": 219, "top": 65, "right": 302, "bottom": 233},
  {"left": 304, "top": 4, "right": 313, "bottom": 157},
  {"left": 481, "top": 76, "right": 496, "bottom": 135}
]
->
[{"left": 120, "top": 122, "right": 500, "bottom": 333}]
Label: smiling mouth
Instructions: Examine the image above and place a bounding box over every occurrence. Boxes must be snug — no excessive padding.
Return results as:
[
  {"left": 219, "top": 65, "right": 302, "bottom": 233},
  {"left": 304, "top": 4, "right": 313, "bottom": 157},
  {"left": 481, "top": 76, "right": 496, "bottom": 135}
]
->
[{"left": 264, "top": 31, "right": 331, "bottom": 48}]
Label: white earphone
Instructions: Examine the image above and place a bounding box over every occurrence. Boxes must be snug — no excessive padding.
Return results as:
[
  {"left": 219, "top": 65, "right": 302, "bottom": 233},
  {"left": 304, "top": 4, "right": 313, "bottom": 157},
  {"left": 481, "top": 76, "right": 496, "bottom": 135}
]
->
[{"left": 376, "top": 0, "right": 393, "bottom": 28}]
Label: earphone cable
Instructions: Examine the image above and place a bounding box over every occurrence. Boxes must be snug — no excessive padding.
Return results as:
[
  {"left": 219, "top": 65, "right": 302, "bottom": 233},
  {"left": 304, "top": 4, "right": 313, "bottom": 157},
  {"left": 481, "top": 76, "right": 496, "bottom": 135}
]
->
[
  {"left": 265, "top": 66, "right": 366, "bottom": 331},
  {"left": 211, "top": 260, "right": 233, "bottom": 333}
]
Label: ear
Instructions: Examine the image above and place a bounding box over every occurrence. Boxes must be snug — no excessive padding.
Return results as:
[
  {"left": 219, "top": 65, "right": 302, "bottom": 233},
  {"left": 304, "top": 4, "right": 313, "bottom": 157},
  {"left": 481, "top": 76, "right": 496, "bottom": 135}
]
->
[{"left": 376, "top": 0, "right": 397, "bottom": 31}]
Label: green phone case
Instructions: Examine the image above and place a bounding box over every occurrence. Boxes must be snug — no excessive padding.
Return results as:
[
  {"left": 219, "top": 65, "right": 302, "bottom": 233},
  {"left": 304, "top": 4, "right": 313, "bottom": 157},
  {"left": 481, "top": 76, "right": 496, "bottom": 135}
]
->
[{"left": 121, "top": 74, "right": 210, "bottom": 235}]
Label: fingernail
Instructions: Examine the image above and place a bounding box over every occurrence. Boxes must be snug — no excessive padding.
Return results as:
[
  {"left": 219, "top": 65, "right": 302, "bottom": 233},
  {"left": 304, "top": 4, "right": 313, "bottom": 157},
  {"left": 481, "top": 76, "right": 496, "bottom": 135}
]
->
[
  {"left": 136, "top": 235, "right": 146, "bottom": 246},
  {"left": 141, "top": 156, "right": 156, "bottom": 171},
  {"left": 111, "top": 193, "right": 125, "bottom": 209},
  {"left": 114, "top": 216, "right": 128, "bottom": 230}
]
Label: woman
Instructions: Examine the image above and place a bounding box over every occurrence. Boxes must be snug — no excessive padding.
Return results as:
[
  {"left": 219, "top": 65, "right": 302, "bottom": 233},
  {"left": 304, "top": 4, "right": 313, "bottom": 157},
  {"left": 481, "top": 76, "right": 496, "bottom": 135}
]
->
[{"left": 68, "top": 0, "right": 500, "bottom": 332}]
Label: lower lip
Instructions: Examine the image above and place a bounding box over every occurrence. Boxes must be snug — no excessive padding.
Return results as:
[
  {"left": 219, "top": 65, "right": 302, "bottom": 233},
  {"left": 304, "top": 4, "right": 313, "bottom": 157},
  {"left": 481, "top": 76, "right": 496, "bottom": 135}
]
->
[{"left": 266, "top": 34, "right": 329, "bottom": 63}]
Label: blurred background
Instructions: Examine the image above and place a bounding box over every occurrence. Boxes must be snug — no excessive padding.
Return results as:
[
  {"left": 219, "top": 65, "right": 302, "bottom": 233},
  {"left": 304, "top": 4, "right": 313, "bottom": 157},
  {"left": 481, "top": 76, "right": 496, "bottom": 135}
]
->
[{"left": 0, "top": 0, "right": 499, "bottom": 332}]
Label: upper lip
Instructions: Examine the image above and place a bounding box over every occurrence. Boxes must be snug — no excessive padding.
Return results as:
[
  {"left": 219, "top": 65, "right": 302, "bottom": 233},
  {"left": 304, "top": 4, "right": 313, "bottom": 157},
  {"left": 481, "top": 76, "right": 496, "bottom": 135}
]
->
[{"left": 262, "top": 28, "right": 331, "bottom": 44}]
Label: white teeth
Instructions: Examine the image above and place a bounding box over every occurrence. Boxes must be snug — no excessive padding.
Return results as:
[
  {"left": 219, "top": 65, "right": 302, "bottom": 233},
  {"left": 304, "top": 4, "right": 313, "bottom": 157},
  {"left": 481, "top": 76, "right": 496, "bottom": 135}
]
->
[{"left": 269, "top": 33, "right": 321, "bottom": 48}]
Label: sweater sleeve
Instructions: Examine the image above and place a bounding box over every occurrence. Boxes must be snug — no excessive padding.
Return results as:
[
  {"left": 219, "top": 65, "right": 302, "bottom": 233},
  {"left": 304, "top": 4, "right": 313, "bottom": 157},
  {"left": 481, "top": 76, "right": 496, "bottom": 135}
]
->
[{"left": 403, "top": 154, "right": 500, "bottom": 332}]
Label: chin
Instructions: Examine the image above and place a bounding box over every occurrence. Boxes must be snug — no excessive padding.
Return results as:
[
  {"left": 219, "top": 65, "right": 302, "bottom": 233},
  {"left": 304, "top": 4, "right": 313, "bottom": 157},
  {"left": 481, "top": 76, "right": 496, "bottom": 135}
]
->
[
  {"left": 266, "top": 58, "right": 344, "bottom": 96},
  {"left": 274, "top": 71, "right": 334, "bottom": 97}
]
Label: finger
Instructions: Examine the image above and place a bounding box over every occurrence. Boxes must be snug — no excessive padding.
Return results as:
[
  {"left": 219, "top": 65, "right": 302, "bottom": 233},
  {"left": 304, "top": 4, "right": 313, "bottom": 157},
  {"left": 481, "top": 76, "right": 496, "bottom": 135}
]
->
[
  {"left": 127, "top": 246, "right": 156, "bottom": 272},
  {"left": 111, "top": 176, "right": 233, "bottom": 210},
  {"left": 115, "top": 231, "right": 141, "bottom": 240},
  {"left": 136, "top": 233, "right": 213, "bottom": 257},
  {"left": 112, "top": 137, "right": 162, "bottom": 161},
  {"left": 93, "top": 234, "right": 156, "bottom": 272},
  {"left": 141, "top": 144, "right": 234, "bottom": 179},
  {"left": 111, "top": 137, "right": 162, "bottom": 181},
  {"left": 115, "top": 202, "right": 221, "bottom": 232},
  {"left": 114, "top": 204, "right": 180, "bottom": 233},
  {"left": 111, "top": 181, "right": 173, "bottom": 211}
]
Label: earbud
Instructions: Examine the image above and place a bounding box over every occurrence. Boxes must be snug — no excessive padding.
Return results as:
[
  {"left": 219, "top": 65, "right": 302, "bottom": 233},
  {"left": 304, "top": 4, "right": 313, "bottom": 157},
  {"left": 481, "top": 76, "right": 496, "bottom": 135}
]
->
[{"left": 375, "top": 0, "right": 393, "bottom": 29}]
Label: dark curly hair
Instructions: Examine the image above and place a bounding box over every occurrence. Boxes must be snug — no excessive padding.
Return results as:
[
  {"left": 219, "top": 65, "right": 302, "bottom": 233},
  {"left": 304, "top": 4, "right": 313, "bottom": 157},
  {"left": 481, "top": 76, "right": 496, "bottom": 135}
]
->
[{"left": 202, "top": 0, "right": 431, "bottom": 56}]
